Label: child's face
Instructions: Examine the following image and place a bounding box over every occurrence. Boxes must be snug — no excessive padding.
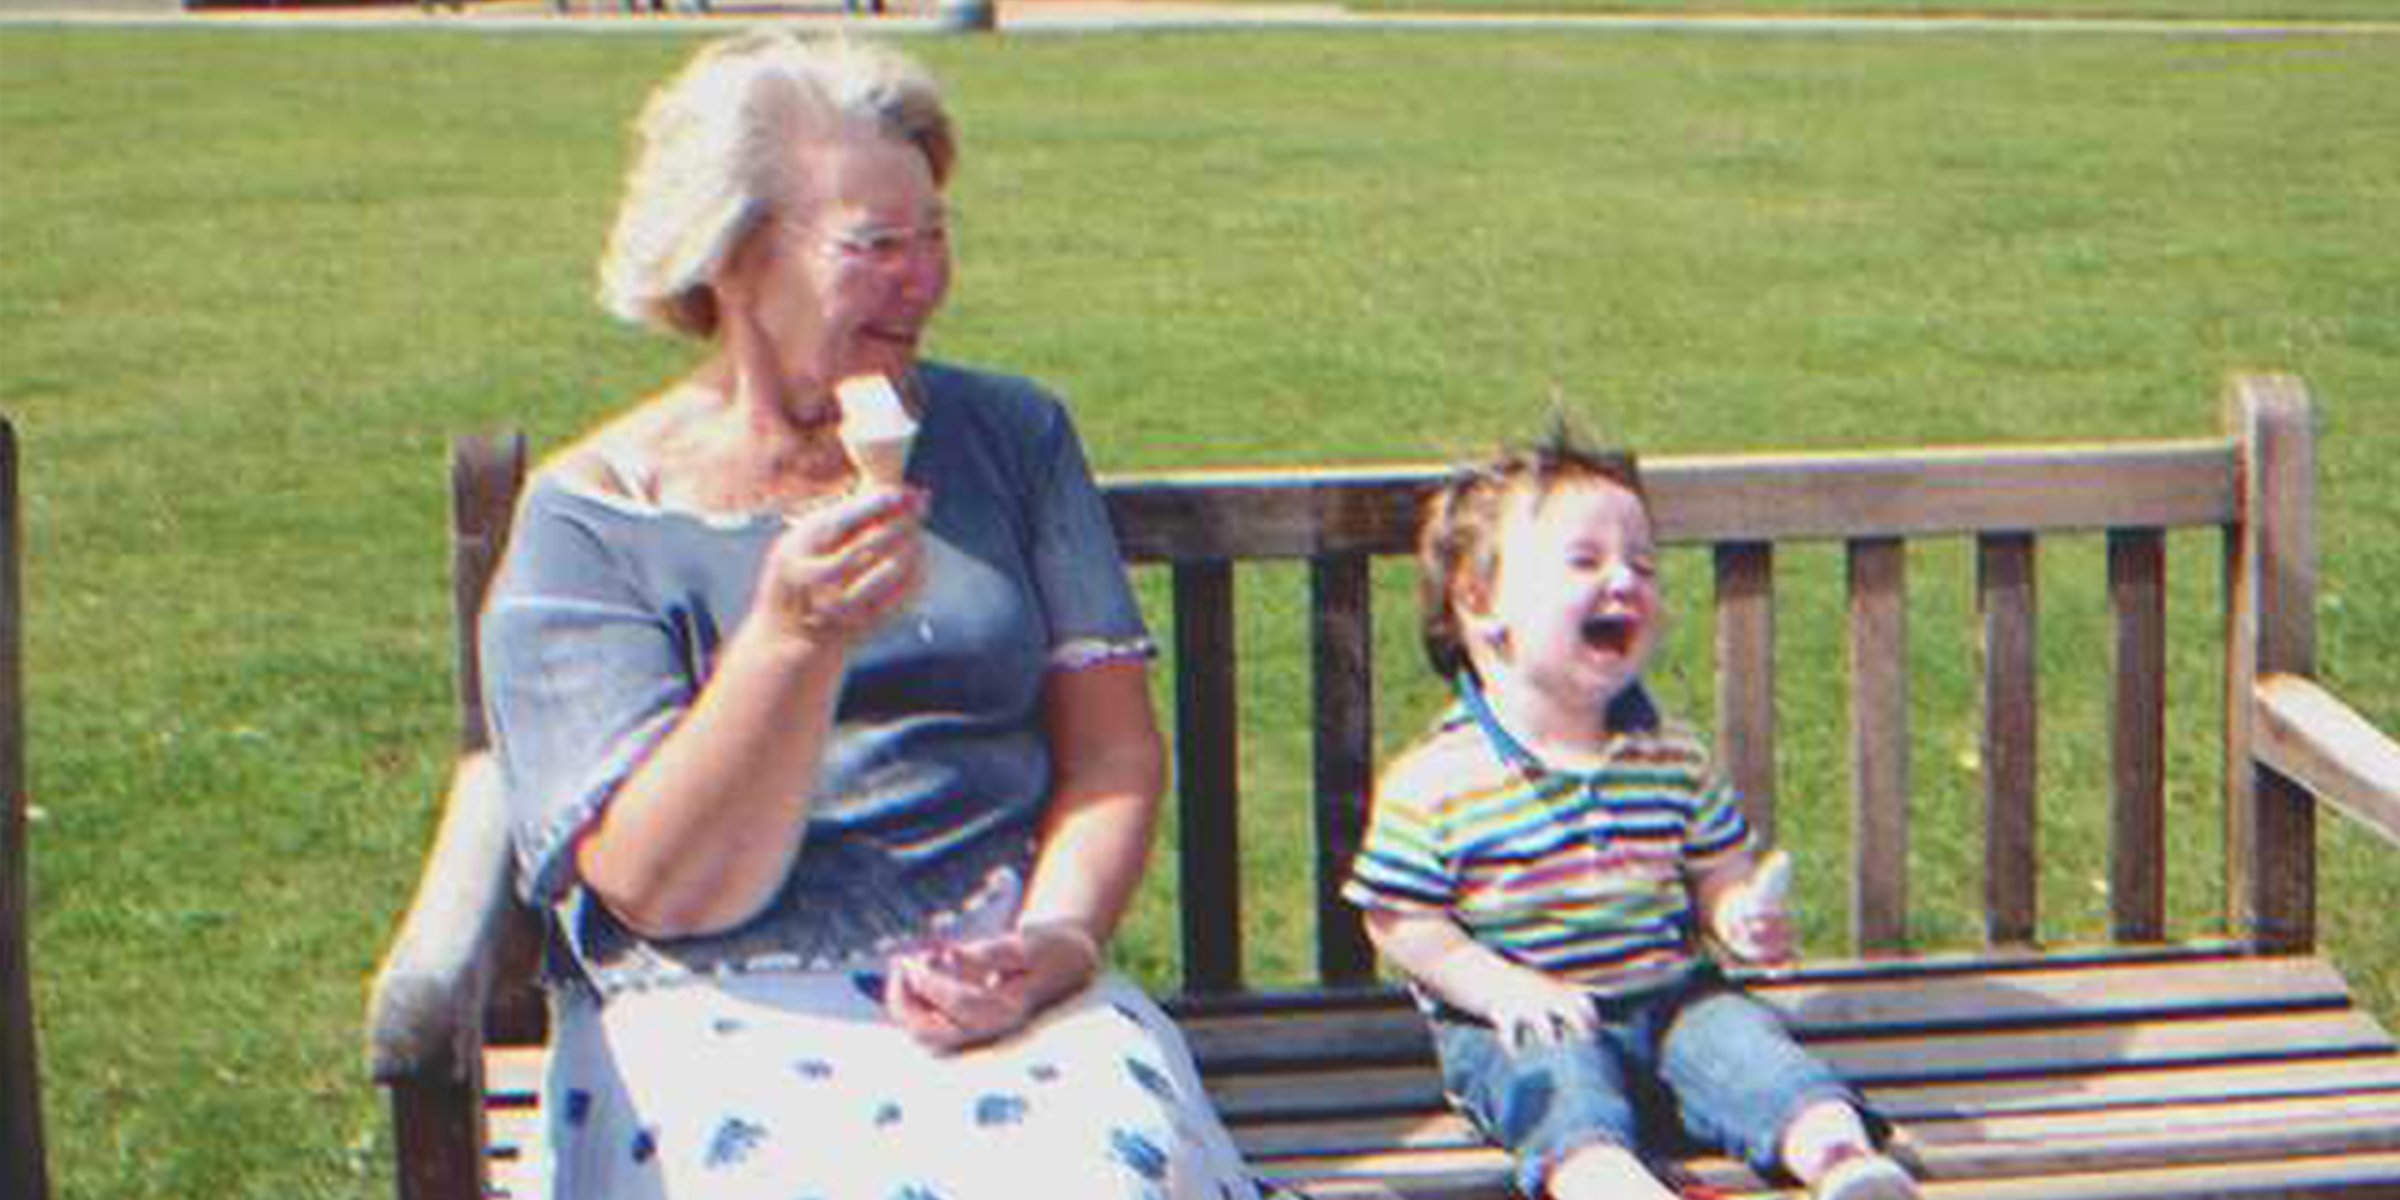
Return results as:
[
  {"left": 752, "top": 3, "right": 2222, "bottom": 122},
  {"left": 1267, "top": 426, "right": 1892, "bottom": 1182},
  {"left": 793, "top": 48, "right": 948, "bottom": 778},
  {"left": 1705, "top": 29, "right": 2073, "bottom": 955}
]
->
[{"left": 1467, "top": 478, "right": 1662, "bottom": 716}]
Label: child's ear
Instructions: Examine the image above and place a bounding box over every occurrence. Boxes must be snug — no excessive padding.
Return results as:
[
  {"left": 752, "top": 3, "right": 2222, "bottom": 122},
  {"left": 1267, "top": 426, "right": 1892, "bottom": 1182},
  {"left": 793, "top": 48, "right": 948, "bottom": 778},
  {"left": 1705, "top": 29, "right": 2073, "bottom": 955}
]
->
[{"left": 1454, "top": 580, "right": 1509, "bottom": 655}]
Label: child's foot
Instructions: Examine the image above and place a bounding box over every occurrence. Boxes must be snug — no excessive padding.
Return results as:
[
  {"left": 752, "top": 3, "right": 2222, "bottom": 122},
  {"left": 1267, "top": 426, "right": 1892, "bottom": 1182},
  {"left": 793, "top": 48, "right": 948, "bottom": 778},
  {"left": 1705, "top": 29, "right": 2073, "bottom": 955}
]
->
[{"left": 1812, "top": 1150, "right": 1919, "bottom": 1200}]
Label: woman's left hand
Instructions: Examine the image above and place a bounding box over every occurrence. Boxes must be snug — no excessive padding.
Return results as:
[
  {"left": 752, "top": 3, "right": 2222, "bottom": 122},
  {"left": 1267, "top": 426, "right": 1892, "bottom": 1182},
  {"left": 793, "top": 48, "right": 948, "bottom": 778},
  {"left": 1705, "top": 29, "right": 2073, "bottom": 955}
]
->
[{"left": 885, "top": 924, "right": 1100, "bottom": 1051}]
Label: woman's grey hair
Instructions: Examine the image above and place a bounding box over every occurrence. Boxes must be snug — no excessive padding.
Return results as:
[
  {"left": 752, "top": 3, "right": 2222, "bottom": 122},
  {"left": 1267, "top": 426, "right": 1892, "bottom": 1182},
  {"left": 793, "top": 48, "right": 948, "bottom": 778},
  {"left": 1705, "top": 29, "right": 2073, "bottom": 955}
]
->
[{"left": 595, "top": 31, "right": 956, "bottom": 339}]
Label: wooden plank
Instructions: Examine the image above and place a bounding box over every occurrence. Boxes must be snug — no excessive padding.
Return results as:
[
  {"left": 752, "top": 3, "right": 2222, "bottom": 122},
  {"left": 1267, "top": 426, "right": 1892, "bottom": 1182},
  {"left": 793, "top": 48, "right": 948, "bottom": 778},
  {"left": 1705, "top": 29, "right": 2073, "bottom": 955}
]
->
[
  {"left": 1312, "top": 554, "right": 1377, "bottom": 987},
  {"left": 1865, "top": 1053, "right": 2400, "bottom": 1122},
  {"left": 1210, "top": 1063, "right": 1444, "bottom": 1123},
  {"left": 1715, "top": 543, "right": 1778, "bottom": 844},
  {"left": 2108, "top": 528, "right": 2168, "bottom": 943},
  {"left": 390, "top": 1077, "right": 491, "bottom": 1200},
  {"left": 1883, "top": 1152, "right": 2400, "bottom": 1200},
  {"left": 1849, "top": 538, "right": 1911, "bottom": 955},
  {"left": 1234, "top": 1111, "right": 1484, "bottom": 1159},
  {"left": 1742, "top": 954, "right": 2362, "bottom": 1036},
  {"left": 2256, "top": 673, "right": 2400, "bottom": 851},
  {"left": 2224, "top": 376, "right": 2318, "bottom": 953},
  {"left": 1904, "top": 1106, "right": 2400, "bottom": 1182},
  {"left": 1174, "top": 561, "right": 1244, "bottom": 995},
  {"left": 1253, "top": 1124, "right": 2400, "bottom": 1199},
  {"left": 1813, "top": 1009, "right": 2394, "bottom": 1087},
  {"left": 1181, "top": 953, "right": 2363, "bottom": 1073},
  {"left": 0, "top": 420, "right": 47, "bottom": 1200},
  {"left": 451, "top": 433, "right": 526, "bottom": 755},
  {"left": 1978, "top": 534, "right": 2039, "bottom": 947},
  {"left": 1103, "top": 440, "right": 2237, "bottom": 562},
  {"left": 1904, "top": 1090, "right": 2400, "bottom": 1149},
  {"left": 1202, "top": 1006, "right": 2391, "bottom": 1125}
]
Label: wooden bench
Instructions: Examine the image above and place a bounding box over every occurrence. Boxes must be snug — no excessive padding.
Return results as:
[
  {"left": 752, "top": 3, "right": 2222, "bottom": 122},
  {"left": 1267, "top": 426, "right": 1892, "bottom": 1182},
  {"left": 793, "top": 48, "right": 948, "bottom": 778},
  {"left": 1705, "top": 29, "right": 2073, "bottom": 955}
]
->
[{"left": 368, "top": 375, "right": 2400, "bottom": 1199}]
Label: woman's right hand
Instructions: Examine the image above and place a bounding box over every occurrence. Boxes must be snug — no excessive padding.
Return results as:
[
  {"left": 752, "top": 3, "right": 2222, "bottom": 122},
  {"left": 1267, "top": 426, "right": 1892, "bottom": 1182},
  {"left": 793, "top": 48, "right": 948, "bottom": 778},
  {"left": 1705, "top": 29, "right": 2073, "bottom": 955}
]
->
[{"left": 753, "top": 486, "right": 928, "bottom": 649}]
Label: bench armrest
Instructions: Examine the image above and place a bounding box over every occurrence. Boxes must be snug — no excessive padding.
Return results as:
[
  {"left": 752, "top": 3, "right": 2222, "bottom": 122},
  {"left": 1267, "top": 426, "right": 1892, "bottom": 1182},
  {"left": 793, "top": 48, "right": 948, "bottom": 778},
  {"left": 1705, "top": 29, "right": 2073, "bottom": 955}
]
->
[
  {"left": 2254, "top": 672, "right": 2400, "bottom": 851},
  {"left": 366, "top": 754, "right": 525, "bottom": 1083}
]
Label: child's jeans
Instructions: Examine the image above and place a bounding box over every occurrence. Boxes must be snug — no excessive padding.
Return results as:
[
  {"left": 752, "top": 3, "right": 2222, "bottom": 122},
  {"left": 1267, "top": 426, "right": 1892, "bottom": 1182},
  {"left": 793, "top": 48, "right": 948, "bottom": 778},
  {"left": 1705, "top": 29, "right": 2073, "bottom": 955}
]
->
[{"left": 1429, "top": 969, "right": 1857, "bottom": 1196}]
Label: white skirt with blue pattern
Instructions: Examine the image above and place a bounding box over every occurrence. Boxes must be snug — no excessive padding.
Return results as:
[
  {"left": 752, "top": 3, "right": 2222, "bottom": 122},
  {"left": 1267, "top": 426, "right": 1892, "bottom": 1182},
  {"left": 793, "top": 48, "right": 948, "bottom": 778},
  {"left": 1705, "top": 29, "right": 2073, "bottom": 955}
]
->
[{"left": 538, "top": 966, "right": 1264, "bottom": 1200}]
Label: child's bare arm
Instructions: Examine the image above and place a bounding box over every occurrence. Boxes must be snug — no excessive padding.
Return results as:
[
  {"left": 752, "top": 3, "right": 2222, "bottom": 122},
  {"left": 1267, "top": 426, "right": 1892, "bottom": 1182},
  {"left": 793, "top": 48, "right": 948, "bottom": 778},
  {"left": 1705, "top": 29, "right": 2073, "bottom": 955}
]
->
[{"left": 1363, "top": 908, "right": 1596, "bottom": 1048}]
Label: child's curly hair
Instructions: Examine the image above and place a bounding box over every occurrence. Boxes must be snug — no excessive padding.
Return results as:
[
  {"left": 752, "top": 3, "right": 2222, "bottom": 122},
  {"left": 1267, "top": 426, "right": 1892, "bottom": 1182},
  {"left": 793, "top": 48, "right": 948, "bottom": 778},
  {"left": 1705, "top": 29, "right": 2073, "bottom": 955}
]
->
[{"left": 1417, "top": 422, "right": 1647, "bottom": 681}]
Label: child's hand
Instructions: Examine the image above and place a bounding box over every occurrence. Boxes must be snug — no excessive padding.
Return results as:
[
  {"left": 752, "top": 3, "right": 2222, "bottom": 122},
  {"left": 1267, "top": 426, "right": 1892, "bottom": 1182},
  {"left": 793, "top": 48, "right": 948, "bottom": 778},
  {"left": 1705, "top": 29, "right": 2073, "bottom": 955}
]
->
[
  {"left": 1478, "top": 967, "right": 1597, "bottom": 1053},
  {"left": 1714, "top": 849, "right": 1796, "bottom": 965}
]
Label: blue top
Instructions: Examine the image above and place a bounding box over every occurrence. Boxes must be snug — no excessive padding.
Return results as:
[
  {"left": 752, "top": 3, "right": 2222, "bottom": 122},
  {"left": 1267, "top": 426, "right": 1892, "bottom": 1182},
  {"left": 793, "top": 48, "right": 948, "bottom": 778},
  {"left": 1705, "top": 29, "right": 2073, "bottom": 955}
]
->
[{"left": 481, "top": 362, "right": 1154, "bottom": 995}]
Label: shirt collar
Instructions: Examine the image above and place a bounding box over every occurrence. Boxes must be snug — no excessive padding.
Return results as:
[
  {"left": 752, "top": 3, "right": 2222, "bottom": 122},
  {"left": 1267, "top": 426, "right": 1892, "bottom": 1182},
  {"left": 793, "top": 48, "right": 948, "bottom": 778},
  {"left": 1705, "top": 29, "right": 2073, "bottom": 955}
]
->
[{"left": 1452, "top": 671, "right": 1660, "bottom": 781}]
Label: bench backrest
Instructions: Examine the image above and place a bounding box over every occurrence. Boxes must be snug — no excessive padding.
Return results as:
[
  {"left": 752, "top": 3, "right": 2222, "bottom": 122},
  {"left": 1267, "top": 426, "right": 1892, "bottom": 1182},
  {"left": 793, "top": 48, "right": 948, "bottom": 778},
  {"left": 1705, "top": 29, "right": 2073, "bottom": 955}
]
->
[{"left": 447, "top": 376, "right": 2320, "bottom": 1012}]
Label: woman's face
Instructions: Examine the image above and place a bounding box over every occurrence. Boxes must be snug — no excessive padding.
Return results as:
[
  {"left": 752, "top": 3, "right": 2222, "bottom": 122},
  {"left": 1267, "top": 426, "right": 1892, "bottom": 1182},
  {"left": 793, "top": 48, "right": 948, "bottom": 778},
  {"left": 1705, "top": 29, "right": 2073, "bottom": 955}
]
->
[{"left": 732, "top": 129, "right": 952, "bottom": 402}]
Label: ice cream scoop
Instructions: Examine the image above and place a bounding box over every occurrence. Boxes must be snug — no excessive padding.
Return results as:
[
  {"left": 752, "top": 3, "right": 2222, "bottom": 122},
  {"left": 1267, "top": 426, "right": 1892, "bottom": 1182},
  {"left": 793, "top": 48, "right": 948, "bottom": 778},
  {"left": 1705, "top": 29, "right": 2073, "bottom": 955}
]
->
[
  {"left": 1748, "top": 849, "right": 1793, "bottom": 908},
  {"left": 836, "top": 374, "right": 918, "bottom": 490}
]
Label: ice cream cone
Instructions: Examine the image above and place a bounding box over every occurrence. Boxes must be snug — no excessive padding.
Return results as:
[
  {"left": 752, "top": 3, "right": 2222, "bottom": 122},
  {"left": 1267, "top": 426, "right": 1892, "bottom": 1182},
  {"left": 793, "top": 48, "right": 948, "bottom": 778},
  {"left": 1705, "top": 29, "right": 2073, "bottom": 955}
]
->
[{"left": 836, "top": 374, "right": 918, "bottom": 491}]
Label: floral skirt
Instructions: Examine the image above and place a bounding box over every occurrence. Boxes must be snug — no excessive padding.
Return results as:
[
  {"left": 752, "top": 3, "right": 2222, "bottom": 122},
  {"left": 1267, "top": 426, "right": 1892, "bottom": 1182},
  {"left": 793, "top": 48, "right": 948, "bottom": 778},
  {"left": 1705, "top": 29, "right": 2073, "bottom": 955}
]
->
[{"left": 539, "top": 968, "right": 1264, "bottom": 1200}]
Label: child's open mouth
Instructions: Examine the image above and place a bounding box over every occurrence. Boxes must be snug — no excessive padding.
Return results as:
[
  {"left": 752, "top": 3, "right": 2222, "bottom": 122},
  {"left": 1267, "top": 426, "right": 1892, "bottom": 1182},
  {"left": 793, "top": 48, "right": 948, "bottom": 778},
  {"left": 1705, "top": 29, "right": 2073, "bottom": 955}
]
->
[{"left": 1582, "top": 613, "right": 1638, "bottom": 655}]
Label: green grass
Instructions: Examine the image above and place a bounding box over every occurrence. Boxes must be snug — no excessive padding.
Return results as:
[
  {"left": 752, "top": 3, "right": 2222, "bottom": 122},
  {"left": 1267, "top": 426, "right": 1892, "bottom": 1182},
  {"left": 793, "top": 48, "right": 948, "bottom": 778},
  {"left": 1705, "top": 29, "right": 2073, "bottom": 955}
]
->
[
  {"left": 3, "top": 22, "right": 2397, "bottom": 1200},
  {"left": 1343, "top": 0, "right": 2400, "bottom": 21}
]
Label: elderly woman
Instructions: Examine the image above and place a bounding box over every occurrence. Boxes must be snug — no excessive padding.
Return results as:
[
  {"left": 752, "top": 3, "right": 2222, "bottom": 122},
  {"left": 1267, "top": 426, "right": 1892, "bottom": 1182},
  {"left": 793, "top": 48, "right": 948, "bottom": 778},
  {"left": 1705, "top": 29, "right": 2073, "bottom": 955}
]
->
[{"left": 481, "top": 32, "right": 1263, "bottom": 1200}]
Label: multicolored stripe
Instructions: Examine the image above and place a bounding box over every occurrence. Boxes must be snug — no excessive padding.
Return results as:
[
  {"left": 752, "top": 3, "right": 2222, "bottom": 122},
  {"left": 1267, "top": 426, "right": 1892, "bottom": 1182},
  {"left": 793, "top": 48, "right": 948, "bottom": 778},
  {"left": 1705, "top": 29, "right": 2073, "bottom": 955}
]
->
[{"left": 1343, "top": 693, "right": 1752, "bottom": 995}]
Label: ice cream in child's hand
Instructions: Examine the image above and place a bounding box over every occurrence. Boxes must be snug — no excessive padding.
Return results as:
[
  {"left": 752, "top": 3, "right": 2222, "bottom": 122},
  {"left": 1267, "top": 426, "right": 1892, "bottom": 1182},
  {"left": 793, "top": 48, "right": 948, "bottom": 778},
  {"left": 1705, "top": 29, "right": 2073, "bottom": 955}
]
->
[{"left": 836, "top": 374, "right": 917, "bottom": 489}]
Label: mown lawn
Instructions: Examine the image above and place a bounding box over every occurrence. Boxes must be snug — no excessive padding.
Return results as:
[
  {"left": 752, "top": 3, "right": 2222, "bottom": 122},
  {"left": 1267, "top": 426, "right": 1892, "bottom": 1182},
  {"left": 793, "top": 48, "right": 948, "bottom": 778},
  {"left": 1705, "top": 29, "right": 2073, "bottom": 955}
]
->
[
  {"left": 3, "top": 21, "right": 2395, "bottom": 1199},
  {"left": 1345, "top": 0, "right": 2400, "bottom": 21}
]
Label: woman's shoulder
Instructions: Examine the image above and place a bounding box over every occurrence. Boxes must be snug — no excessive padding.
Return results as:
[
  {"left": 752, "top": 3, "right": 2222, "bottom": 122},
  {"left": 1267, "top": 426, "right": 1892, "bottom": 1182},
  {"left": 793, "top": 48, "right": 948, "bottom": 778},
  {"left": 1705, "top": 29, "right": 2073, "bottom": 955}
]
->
[
  {"left": 534, "top": 391, "right": 704, "bottom": 508},
  {"left": 920, "top": 361, "right": 1072, "bottom": 440}
]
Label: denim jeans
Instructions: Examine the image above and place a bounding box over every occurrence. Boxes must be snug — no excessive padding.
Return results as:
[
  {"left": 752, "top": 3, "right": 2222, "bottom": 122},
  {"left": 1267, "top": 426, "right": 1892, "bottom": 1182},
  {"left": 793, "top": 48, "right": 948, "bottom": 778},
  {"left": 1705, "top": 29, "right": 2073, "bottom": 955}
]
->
[{"left": 1430, "top": 971, "right": 1855, "bottom": 1196}]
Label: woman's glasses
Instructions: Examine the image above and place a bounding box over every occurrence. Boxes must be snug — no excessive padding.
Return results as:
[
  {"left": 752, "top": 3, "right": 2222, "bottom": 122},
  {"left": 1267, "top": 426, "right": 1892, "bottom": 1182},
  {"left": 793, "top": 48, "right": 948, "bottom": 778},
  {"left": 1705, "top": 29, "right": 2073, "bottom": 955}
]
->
[{"left": 784, "top": 213, "right": 952, "bottom": 271}]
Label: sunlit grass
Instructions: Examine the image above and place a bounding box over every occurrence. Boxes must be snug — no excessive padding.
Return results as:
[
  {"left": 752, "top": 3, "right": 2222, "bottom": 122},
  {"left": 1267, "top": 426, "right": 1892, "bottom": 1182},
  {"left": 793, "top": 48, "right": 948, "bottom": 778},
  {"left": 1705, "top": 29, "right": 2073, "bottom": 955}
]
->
[{"left": 3, "top": 23, "right": 2395, "bottom": 1199}]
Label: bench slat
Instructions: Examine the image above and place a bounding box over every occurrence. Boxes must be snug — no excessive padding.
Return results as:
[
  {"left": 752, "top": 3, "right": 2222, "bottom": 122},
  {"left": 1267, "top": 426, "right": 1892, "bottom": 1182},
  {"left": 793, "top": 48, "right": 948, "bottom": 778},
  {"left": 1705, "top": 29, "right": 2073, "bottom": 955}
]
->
[
  {"left": 2109, "top": 527, "right": 2169, "bottom": 942},
  {"left": 1978, "top": 533, "right": 2040, "bottom": 947},
  {"left": 1977, "top": 535, "right": 2035, "bottom": 945},
  {"left": 1227, "top": 1053, "right": 2400, "bottom": 1156},
  {"left": 1181, "top": 953, "right": 2362, "bottom": 1071},
  {"left": 1868, "top": 1052, "right": 2400, "bottom": 1121},
  {"left": 1817, "top": 1009, "right": 2392, "bottom": 1086},
  {"left": 1174, "top": 560, "right": 1245, "bottom": 995},
  {"left": 1208, "top": 1008, "right": 2393, "bottom": 1125},
  {"left": 1714, "top": 542, "right": 1779, "bottom": 845},
  {"left": 1311, "top": 553, "right": 1377, "bottom": 987},
  {"left": 1848, "top": 537, "right": 1911, "bottom": 955},
  {"left": 1104, "top": 441, "right": 2238, "bottom": 562}
]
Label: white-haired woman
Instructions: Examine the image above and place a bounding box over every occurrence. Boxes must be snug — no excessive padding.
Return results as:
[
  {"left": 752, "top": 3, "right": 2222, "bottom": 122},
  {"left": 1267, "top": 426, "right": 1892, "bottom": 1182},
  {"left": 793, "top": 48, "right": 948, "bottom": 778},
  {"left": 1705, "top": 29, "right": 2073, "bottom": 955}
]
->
[{"left": 480, "top": 32, "right": 1264, "bottom": 1200}]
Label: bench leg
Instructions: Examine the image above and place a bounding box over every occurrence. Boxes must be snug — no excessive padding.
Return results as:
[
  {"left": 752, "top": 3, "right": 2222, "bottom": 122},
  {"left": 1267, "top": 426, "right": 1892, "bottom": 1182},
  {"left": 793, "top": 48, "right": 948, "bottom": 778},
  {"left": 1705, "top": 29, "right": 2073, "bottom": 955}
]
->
[{"left": 388, "top": 1078, "right": 488, "bottom": 1200}]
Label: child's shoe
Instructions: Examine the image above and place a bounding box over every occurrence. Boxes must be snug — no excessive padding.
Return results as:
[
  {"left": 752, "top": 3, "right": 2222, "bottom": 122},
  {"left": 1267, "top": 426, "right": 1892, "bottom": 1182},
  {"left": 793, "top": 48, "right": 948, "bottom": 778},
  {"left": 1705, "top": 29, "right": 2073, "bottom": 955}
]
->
[{"left": 1812, "top": 1150, "right": 1919, "bottom": 1200}]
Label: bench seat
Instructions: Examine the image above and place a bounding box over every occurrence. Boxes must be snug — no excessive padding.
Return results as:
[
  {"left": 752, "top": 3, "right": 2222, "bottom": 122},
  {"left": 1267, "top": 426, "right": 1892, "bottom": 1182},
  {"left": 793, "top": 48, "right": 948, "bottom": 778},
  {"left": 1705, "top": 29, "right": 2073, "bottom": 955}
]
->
[{"left": 469, "top": 947, "right": 2400, "bottom": 1199}]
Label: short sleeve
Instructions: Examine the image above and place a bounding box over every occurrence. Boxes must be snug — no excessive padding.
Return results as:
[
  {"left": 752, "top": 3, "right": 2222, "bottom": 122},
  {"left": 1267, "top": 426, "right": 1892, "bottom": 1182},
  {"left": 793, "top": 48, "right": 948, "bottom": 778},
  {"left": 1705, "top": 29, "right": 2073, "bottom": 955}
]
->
[
  {"left": 1683, "top": 758, "right": 1754, "bottom": 869},
  {"left": 480, "top": 484, "right": 695, "bottom": 904},
  {"left": 1023, "top": 402, "right": 1153, "bottom": 671},
  {"left": 1342, "top": 773, "right": 1456, "bottom": 915}
]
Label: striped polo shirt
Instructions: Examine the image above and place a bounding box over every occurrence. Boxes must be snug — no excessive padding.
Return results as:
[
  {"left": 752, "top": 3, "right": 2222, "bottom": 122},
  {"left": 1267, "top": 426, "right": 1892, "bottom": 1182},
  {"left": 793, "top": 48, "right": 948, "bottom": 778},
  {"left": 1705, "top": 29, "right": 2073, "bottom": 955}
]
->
[{"left": 1342, "top": 681, "right": 1753, "bottom": 998}]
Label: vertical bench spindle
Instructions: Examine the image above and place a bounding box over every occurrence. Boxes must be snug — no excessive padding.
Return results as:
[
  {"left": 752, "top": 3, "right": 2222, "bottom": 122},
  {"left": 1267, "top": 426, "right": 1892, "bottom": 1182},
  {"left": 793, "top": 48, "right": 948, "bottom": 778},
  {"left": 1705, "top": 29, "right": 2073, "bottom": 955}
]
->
[
  {"left": 1173, "top": 561, "right": 1244, "bottom": 995},
  {"left": 1848, "top": 538, "right": 1910, "bottom": 956},
  {"left": 2109, "top": 528, "right": 2168, "bottom": 943},
  {"left": 1310, "top": 554, "right": 1377, "bottom": 987},
  {"left": 1979, "top": 532, "right": 2039, "bottom": 947},
  {"left": 1714, "top": 543, "right": 1778, "bottom": 846}
]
